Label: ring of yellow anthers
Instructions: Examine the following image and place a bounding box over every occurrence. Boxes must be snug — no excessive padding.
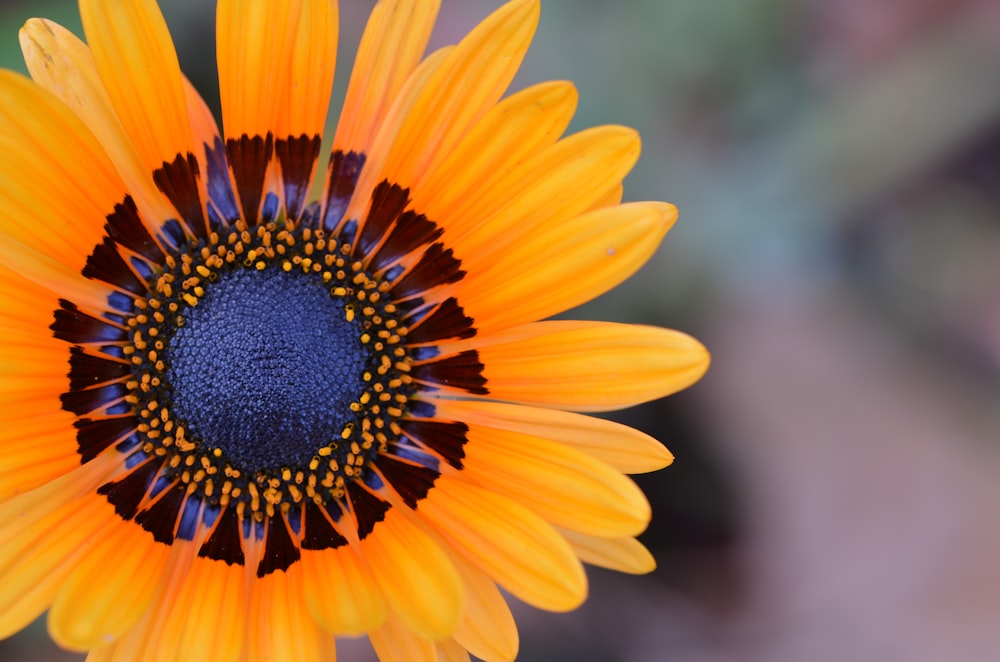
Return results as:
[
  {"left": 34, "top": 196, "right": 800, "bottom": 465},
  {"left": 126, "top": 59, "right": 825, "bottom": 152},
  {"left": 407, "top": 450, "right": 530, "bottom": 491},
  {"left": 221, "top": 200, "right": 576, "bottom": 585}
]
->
[{"left": 122, "top": 219, "right": 415, "bottom": 524}]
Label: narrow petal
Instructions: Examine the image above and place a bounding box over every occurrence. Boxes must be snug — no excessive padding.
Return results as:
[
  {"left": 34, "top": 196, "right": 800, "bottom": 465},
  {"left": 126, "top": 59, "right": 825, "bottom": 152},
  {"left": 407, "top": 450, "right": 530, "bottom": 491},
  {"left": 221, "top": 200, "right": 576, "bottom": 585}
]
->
[
  {"left": 417, "top": 475, "right": 587, "bottom": 613},
  {"left": 462, "top": 321, "right": 710, "bottom": 411},
  {"left": 448, "top": 551, "right": 518, "bottom": 662},
  {"left": 558, "top": 528, "right": 657, "bottom": 575},
  {"left": 18, "top": 18, "right": 178, "bottom": 226},
  {"left": 332, "top": 0, "right": 441, "bottom": 153},
  {"left": 246, "top": 565, "right": 338, "bottom": 662},
  {"left": 302, "top": 544, "right": 388, "bottom": 635},
  {"left": 458, "top": 424, "right": 652, "bottom": 538},
  {"left": 436, "top": 639, "right": 472, "bottom": 662},
  {"left": 359, "top": 507, "right": 464, "bottom": 640},
  {"left": 48, "top": 517, "right": 170, "bottom": 651},
  {"left": 79, "top": 0, "right": 195, "bottom": 172},
  {"left": 379, "top": 0, "right": 539, "bottom": 187},
  {"left": 458, "top": 201, "right": 677, "bottom": 333},
  {"left": 217, "top": 0, "right": 337, "bottom": 140},
  {"left": 369, "top": 612, "right": 437, "bottom": 662},
  {"left": 432, "top": 399, "right": 674, "bottom": 474}
]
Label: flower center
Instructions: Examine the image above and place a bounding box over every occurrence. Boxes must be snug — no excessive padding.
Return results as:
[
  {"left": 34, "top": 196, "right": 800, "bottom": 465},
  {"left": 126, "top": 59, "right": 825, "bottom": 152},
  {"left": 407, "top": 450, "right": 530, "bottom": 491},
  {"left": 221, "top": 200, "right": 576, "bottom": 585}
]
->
[
  {"left": 166, "top": 268, "right": 365, "bottom": 472},
  {"left": 121, "top": 218, "right": 416, "bottom": 521}
]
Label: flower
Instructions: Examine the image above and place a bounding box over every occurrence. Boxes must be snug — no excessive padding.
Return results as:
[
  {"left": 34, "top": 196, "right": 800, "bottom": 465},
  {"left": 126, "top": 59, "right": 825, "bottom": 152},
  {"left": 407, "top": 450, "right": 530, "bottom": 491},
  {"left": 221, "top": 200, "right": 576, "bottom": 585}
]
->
[{"left": 0, "top": 0, "right": 710, "bottom": 660}]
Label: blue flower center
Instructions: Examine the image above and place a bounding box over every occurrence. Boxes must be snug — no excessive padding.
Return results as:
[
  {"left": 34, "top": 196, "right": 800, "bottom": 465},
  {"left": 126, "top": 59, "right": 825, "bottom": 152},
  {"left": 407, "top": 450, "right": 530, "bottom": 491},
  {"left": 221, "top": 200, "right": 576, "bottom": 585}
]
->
[{"left": 166, "top": 268, "right": 366, "bottom": 471}]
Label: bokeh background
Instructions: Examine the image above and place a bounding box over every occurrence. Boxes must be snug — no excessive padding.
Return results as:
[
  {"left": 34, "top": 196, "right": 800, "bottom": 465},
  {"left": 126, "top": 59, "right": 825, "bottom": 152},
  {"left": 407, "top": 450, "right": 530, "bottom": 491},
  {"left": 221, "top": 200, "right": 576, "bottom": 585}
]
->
[{"left": 3, "top": 0, "right": 1000, "bottom": 660}]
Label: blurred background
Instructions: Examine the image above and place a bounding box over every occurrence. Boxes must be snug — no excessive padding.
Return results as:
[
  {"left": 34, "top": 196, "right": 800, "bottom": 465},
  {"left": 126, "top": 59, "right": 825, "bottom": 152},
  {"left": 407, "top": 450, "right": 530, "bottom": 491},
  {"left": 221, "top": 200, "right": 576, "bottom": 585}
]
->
[{"left": 3, "top": 0, "right": 1000, "bottom": 660}]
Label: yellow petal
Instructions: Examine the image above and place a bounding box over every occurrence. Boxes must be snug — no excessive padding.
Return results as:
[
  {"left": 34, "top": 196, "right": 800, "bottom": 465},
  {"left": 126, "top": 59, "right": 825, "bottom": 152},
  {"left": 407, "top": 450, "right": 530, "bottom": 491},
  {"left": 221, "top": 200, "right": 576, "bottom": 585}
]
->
[
  {"left": 558, "top": 528, "right": 657, "bottom": 575},
  {"left": 466, "top": 321, "right": 710, "bottom": 411},
  {"left": 431, "top": 399, "right": 674, "bottom": 474},
  {"left": 417, "top": 475, "right": 587, "bottom": 613}
]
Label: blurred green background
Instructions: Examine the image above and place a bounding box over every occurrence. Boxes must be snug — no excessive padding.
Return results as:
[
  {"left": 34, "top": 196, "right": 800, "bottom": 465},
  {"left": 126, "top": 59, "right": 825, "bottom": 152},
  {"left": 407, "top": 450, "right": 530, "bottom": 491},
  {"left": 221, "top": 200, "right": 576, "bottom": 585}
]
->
[{"left": 4, "top": 0, "right": 1000, "bottom": 660}]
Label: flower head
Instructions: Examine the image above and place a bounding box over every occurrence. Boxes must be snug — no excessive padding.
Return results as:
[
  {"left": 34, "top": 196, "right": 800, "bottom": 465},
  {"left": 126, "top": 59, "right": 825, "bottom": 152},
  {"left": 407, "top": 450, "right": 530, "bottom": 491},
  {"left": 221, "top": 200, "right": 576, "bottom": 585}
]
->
[{"left": 0, "top": 0, "right": 709, "bottom": 660}]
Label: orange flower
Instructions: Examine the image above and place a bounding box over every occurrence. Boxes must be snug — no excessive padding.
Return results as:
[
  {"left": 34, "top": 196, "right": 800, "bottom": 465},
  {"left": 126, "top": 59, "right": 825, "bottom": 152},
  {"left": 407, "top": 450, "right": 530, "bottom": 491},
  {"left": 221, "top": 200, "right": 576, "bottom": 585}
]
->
[{"left": 0, "top": 1, "right": 709, "bottom": 660}]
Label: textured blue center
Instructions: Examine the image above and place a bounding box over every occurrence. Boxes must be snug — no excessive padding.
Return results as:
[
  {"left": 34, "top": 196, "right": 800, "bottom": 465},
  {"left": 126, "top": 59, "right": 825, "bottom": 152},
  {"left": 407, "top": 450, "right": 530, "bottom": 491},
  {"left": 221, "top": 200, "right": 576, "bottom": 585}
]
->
[{"left": 165, "top": 268, "right": 365, "bottom": 471}]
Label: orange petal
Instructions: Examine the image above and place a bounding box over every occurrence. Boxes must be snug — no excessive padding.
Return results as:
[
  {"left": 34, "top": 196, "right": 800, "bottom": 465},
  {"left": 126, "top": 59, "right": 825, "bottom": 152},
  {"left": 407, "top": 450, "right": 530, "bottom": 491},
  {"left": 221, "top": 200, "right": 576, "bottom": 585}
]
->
[
  {"left": 410, "top": 80, "right": 577, "bottom": 224},
  {"left": 557, "top": 528, "right": 657, "bottom": 575},
  {"left": 463, "top": 321, "right": 710, "bottom": 411},
  {"left": 246, "top": 564, "right": 338, "bottom": 662},
  {"left": 79, "top": 0, "right": 195, "bottom": 172},
  {"left": 368, "top": 611, "right": 437, "bottom": 662},
  {"left": 19, "top": 18, "right": 179, "bottom": 228},
  {"left": 48, "top": 517, "right": 170, "bottom": 651},
  {"left": 431, "top": 399, "right": 673, "bottom": 474},
  {"left": 217, "top": 0, "right": 337, "bottom": 141},
  {"left": 378, "top": 0, "right": 539, "bottom": 187}
]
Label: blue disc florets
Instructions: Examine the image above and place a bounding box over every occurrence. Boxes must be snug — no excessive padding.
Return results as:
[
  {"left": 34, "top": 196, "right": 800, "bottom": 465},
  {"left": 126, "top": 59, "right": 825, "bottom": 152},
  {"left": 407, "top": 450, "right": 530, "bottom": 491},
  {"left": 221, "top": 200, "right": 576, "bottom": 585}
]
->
[{"left": 166, "top": 268, "right": 365, "bottom": 470}]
